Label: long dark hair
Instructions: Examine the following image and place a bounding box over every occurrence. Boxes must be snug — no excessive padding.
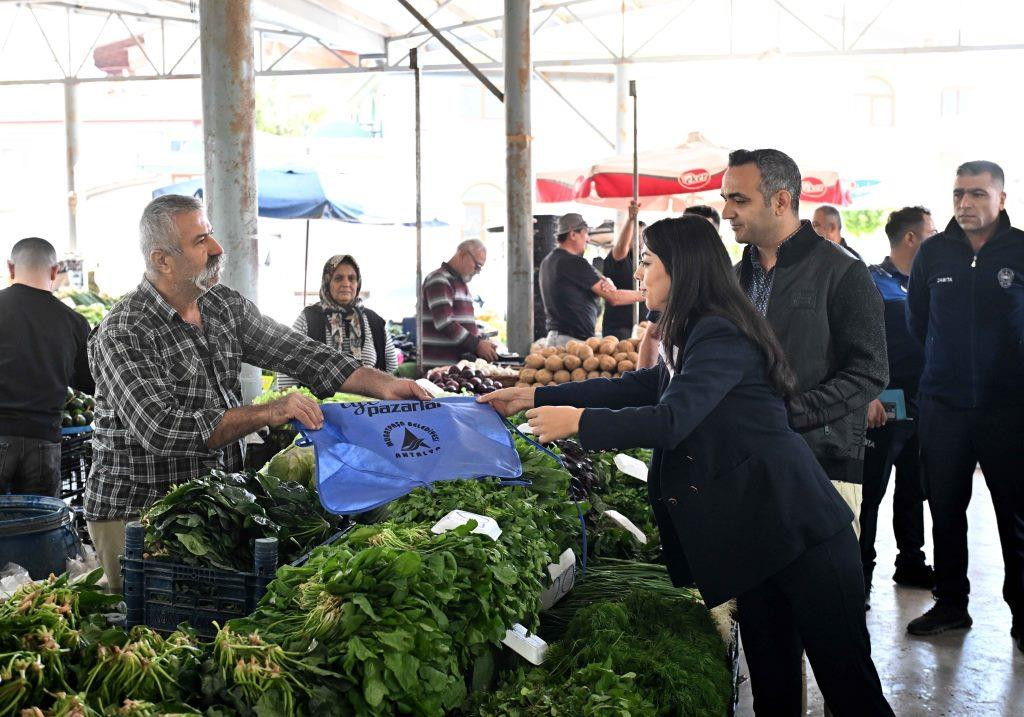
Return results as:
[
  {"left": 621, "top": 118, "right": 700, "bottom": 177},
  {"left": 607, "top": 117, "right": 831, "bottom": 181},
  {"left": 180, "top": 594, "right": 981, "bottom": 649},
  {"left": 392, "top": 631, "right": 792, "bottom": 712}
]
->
[{"left": 643, "top": 215, "right": 797, "bottom": 398}]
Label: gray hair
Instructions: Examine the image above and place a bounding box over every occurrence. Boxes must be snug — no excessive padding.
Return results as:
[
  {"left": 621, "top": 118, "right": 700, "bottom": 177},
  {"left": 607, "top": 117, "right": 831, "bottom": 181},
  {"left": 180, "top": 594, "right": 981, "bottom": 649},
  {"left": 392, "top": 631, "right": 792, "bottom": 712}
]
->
[
  {"left": 140, "top": 194, "right": 204, "bottom": 272},
  {"left": 957, "top": 160, "right": 1004, "bottom": 189},
  {"left": 9, "top": 237, "right": 57, "bottom": 270},
  {"left": 457, "top": 238, "right": 486, "bottom": 254},
  {"left": 728, "top": 148, "right": 803, "bottom": 215},
  {"left": 815, "top": 205, "right": 842, "bottom": 230}
]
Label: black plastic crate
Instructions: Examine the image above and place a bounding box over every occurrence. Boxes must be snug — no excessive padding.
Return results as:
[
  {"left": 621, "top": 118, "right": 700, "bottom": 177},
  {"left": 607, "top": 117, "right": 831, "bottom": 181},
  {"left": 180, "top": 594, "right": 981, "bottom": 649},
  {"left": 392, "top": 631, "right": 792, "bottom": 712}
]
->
[
  {"left": 121, "top": 522, "right": 278, "bottom": 638},
  {"left": 59, "top": 430, "right": 92, "bottom": 505}
]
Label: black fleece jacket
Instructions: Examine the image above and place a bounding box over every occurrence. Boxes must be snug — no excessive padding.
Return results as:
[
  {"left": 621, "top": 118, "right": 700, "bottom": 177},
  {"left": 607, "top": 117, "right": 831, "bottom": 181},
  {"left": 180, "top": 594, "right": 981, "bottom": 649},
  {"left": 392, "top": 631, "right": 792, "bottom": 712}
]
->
[{"left": 738, "top": 221, "right": 889, "bottom": 482}]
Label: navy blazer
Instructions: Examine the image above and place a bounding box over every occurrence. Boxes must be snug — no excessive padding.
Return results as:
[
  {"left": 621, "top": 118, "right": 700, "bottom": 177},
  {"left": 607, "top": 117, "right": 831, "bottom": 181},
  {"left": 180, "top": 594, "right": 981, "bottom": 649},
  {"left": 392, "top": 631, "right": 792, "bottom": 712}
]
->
[{"left": 535, "top": 315, "right": 853, "bottom": 607}]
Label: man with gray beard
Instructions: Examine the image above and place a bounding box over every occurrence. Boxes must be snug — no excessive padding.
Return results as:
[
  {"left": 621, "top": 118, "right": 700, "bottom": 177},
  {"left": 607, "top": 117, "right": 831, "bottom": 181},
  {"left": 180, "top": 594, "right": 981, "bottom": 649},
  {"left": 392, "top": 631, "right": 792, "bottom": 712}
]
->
[{"left": 85, "top": 194, "right": 430, "bottom": 592}]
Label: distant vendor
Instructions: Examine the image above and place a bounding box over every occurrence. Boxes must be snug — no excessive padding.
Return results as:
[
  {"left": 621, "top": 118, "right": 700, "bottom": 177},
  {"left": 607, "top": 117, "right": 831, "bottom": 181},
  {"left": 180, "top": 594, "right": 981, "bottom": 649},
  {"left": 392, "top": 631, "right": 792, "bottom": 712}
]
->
[
  {"left": 540, "top": 213, "right": 644, "bottom": 345},
  {"left": 85, "top": 195, "right": 430, "bottom": 593}
]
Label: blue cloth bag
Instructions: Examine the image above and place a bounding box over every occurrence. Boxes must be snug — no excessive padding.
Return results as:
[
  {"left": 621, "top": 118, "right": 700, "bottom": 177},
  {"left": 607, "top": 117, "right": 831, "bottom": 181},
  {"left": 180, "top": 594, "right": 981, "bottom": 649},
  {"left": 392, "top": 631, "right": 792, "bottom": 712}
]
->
[{"left": 293, "top": 396, "right": 522, "bottom": 515}]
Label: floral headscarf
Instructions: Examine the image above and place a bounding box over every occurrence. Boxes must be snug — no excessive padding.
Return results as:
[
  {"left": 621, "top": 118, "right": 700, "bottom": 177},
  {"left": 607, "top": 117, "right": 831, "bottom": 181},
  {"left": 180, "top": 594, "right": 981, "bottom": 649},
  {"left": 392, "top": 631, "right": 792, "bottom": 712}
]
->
[{"left": 318, "top": 254, "right": 364, "bottom": 352}]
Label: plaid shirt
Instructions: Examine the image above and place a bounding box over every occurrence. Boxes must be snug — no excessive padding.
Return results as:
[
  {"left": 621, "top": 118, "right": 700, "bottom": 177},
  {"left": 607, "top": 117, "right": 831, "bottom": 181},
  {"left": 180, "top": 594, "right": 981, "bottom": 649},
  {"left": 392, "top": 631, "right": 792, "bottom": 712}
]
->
[{"left": 84, "top": 279, "right": 361, "bottom": 520}]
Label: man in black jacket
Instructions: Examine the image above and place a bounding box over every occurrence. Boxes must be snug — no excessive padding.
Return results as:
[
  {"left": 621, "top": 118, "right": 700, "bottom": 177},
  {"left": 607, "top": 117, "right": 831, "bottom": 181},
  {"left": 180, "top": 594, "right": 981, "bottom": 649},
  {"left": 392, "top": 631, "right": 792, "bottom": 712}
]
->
[
  {"left": 905, "top": 161, "right": 1024, "bottom": 651},
  {"left": 726, "top": 148, "right": 888, "bottom": 538},
  {"left": 0, "top": 237, "right": 94, "bottom": 496}
]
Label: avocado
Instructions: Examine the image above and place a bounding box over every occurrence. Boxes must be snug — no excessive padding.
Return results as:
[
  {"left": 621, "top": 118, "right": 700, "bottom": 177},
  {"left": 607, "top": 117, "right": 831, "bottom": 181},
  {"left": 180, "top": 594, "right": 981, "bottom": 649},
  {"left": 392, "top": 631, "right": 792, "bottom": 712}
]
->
[
  {"left": 72, "top": 413, "right": 89, "bottom": 427},
  {"left": 82, "top": 410, "right": 94, "bottom": 423},
  {"left": 68, "top": 398, "right": 85, "bottom": 411},
  {"left": 61, "top": 412, "right": 73, "bottom": 427}
]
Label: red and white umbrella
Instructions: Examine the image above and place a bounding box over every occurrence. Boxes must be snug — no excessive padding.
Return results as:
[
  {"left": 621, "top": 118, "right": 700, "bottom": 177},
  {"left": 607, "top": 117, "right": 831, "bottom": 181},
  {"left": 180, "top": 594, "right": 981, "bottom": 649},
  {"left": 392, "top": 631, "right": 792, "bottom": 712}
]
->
[
  {"left": 536, "top": 132, "right": 729, "bottom": 210},
  {"left": 537, "top": 134, "right": 852, "bottom": 209}
]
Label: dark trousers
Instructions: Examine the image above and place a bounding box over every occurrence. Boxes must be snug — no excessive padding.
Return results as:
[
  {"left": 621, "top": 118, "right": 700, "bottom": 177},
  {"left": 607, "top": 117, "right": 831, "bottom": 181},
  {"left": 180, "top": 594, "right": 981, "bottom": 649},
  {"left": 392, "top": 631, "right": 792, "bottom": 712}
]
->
[
  {"left": 737, "top": 527, "right": 893, "bottom": 717},
  {"left": 918, "top": 397, "right": 1024, "bottom": 615},
  {"left": 860, "top": 420, "right": 927, "bottom": 578},
  {"left": 0, "top": 435, "right": 61, "bottom": 497}
]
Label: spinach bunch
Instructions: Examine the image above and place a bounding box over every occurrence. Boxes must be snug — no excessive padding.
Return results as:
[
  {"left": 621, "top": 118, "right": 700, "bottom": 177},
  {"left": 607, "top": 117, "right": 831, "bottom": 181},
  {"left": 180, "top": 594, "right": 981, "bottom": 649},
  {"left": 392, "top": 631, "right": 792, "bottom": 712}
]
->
[
  {"left": 142, "top": 470, "right": 344, "bottom": 572},
  {"left": 142, "top": 473, "right": 277, "bottom": 572},
  {"left": 231, "top": 533, "right": 470, "bottom": 716}
]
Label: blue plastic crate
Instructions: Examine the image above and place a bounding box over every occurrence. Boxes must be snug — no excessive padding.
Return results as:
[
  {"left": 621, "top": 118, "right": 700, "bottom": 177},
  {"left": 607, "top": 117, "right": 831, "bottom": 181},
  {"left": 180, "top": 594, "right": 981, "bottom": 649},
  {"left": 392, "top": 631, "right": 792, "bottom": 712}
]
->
[
  {"left": 121, "top": 522, "right": 277, "bottom": 638},
  {"left": 59, "top": 430, "right": 92, "bottom": 504}
]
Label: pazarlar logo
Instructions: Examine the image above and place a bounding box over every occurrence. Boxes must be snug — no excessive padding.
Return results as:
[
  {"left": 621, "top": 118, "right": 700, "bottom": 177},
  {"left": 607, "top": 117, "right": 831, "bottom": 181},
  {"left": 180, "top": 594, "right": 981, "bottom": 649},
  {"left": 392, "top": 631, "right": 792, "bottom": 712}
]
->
[{"left": 383, "top": 420, "right": 441, "bottom": 458}]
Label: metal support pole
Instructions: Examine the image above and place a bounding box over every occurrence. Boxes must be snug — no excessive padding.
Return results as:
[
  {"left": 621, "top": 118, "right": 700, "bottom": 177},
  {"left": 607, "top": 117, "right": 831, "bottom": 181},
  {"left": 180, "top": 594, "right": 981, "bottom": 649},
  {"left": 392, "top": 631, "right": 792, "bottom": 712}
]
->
[
  {"left": 412, "top": 48, "right": 424, "bottom": 376},
  {"left": 630, "top": 79, "right": 639, "bottom": 327},
  {"left": 504, "top": 0, "right": 533, "bottom": 356},
  {"left": 302, "top": 220, "right": 310, "bottom": 307},
  {"left": 199, "top": 0, "right": 260, "bottom": 402},
  {"left": 63, "top": 80, "right": 78, "bottom": 252}
]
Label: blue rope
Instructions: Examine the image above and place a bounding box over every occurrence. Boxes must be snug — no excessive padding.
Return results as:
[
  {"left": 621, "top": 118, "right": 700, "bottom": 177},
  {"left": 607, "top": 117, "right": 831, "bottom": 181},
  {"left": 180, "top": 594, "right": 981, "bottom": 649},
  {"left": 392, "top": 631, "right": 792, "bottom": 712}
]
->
[{"left": 502, "top": 416, "right": 588, "bottom": 576}]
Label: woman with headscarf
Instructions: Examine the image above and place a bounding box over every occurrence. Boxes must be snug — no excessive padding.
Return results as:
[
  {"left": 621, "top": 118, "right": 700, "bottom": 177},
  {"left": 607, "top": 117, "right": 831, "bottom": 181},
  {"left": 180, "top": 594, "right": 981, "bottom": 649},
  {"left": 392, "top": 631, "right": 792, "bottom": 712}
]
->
[{"left": 279, "top": 255, "right": 397, "bottom": 389}]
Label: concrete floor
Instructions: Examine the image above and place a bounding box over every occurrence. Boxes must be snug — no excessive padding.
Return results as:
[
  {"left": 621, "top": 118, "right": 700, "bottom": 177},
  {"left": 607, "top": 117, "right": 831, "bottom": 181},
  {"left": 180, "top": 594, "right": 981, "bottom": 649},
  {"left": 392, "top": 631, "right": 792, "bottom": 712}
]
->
[{"left": 736, "top": 470, "right": 1024, "bottom": 716}]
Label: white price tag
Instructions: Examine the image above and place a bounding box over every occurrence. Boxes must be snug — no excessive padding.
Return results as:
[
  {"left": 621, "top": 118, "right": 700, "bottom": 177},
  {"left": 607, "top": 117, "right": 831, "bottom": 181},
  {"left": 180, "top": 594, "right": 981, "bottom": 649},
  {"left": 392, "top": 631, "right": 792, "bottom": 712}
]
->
[
  {"left": 613, "top": 453, "right": 649, "bottom": 482},
  {"left": 516, "top": 423, "right": 534, "bottom": 435},
  {"left": 603, "top": 509, "right": 648, "bottom": 544},
  {"left": 431, "top": 510, "right": 502, "bottom": 541},
  {"left": 539, "top": 548, "right": 576, "bottom": 611},
  {"left": 502, "top": 623, "right": 549, "bottom": 665},
  {"left": 416, "top": 378, "right": 446, "bottom": 398}
]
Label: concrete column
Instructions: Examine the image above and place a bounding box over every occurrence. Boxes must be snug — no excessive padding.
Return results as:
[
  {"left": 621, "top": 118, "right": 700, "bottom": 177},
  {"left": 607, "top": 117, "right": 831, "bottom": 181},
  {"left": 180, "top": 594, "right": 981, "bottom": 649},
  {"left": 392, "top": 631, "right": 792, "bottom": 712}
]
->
[
  {"left": 504, "top": 0, "right": 533, "bottom": 356},
  {"left": 64, "top": 81, "right": 78, "bottom": 253},
  {"left": 199, "top": 0, "right": 261, "bottom": 402}
]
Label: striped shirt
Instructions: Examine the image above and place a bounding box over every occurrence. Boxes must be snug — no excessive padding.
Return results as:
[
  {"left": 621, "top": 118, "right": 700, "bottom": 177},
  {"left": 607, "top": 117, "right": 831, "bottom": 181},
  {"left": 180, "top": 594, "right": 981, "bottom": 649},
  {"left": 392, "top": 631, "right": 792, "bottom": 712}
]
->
[
  {"left": 278, "top": 309, "right": 398, "bottom": 389},
  {"left": 421, "top": 262, "right": 479, "bottom": 368},
  {"left": 84, "top": 279, "right": 361, "bottom": 521}
]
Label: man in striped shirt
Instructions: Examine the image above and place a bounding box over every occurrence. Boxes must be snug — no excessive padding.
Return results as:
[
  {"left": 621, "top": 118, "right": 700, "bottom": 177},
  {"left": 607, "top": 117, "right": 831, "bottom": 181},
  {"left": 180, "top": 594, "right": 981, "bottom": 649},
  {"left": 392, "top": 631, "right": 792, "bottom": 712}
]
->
[{"left": 421, "top": 239, "right": 498, "bottom": 368}]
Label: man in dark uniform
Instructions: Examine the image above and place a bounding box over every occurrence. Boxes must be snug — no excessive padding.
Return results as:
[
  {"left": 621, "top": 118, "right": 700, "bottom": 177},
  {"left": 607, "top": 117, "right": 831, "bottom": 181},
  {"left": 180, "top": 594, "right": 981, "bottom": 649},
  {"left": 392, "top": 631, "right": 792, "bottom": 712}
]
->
[
  {"left": 906, "top": 161, "right": 1024, "bottom": 653},
  {"left": 860, "top": 207, "right": 938, "bottom": 608}
]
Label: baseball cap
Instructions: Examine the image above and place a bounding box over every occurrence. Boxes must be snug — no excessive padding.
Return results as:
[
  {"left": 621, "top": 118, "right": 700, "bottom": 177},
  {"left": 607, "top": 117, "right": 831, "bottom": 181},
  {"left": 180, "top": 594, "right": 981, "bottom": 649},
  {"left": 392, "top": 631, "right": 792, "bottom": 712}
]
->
[{"left": 557, "top": 213, "right": 589, "bottom": 236}]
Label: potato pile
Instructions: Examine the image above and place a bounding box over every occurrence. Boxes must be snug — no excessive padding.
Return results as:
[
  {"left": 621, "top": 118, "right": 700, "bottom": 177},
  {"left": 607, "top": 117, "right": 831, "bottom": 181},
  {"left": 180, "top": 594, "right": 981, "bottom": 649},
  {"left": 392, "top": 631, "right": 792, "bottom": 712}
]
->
[{"left": 516, "top": 337, "right": 641, "bottom": 387}]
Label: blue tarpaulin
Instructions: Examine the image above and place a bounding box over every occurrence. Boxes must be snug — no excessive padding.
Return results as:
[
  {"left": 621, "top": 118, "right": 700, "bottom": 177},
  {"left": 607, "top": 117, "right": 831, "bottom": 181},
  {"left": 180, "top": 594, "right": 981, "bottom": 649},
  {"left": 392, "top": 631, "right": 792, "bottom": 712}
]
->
[{"left": 153, "top": 168, "right": 444, "bottom": 226}]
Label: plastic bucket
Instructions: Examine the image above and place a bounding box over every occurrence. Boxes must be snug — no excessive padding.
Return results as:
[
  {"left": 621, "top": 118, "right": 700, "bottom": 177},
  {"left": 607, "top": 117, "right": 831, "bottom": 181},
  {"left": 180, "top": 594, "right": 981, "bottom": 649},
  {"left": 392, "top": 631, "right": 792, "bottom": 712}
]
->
[{"left": 0, "top": 495, "right": 81, "bottom": 579}]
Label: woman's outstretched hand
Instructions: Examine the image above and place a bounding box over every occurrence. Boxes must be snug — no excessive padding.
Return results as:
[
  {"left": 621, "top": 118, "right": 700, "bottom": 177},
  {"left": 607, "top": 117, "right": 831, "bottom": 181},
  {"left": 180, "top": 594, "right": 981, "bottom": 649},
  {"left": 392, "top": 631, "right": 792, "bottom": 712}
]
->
[
  {"left": 524, "top": 406, "right": 583, "bottom": 444},
  {"left": 476, "top": 386, "right": 537, "bottom": 417}
]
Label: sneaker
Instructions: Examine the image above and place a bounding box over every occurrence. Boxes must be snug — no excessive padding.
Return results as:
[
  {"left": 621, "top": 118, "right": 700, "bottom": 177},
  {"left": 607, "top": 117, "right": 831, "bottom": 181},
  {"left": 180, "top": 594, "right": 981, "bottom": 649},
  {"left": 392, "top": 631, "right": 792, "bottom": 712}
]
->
[
  {"left": 907, "top": 601, "right": 972, "bottom": 636},
  {"left": 893, "top": 563, "right": 935, "bottom": 589}
]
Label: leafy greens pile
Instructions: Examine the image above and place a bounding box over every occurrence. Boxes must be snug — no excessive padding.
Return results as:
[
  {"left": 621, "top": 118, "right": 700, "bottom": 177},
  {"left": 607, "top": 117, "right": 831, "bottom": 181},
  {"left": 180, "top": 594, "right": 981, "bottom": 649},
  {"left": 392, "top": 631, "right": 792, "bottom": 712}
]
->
[{"left": 141, "top": 470, "right": 345, "bottom": 571}]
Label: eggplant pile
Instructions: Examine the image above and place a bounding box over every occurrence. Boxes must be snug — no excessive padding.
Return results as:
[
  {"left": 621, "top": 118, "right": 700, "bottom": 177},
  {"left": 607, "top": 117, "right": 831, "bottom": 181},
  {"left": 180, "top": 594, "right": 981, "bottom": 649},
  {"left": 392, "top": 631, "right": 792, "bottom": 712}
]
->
[
  {"left": 553, "top": 439, "right": 601, "bottom": 501},
  {"left": 426, "top": 365, "right": 502, "bottom": 395}
]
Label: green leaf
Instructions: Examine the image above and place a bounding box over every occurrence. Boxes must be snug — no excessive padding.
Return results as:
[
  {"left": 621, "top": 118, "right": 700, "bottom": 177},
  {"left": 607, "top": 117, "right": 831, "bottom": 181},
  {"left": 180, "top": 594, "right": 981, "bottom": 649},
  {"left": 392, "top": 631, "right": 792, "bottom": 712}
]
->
[
  {"left": 352, "top": 595, "right": 380, "bottom": 621},
  {"left": 389, "top": 551, "right": 422, "bottom": 578},
  {"left": 174, "top": 531, "right": 209, "bottom": 556},
  {"left": 364, "top": 675, "right": 386, "bottom": 707},
  {"left": 374, "top": 629, "right": 413, "bottom": 652},
  {"left": 491, "top": 562, "right": 518, "bottom": 586}
]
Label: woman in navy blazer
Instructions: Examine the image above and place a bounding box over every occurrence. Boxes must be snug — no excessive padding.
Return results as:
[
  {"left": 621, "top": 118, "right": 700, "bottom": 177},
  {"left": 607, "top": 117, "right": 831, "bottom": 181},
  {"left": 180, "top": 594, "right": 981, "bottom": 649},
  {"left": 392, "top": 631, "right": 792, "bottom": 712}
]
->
[{"left": 481, "top": 216, "right": 893, "bottom": 716}]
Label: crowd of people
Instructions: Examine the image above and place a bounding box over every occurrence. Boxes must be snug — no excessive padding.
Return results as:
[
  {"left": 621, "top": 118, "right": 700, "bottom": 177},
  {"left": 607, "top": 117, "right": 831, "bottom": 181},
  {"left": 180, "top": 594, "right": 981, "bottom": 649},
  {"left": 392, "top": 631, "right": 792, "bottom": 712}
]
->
[
  {"left": 1, "top": 146, "right": 1021, "bottom": 715},
  {"left": 491, "top": 149, "right": 1023, "bottom": 714}
]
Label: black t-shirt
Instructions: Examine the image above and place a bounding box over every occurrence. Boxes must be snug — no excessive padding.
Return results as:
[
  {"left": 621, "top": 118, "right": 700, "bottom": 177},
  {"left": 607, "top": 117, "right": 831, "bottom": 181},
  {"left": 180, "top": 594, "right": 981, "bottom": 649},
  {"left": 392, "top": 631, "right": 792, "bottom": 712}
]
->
[
  {"left": 0, "top": 284, "right": 94, "bottom": 441},
  {"left": 539, "top": 247, "right": 602, "bottom": 340},
  {"left": 601, "top": 249, "right": 646, "bottom": 336}
]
